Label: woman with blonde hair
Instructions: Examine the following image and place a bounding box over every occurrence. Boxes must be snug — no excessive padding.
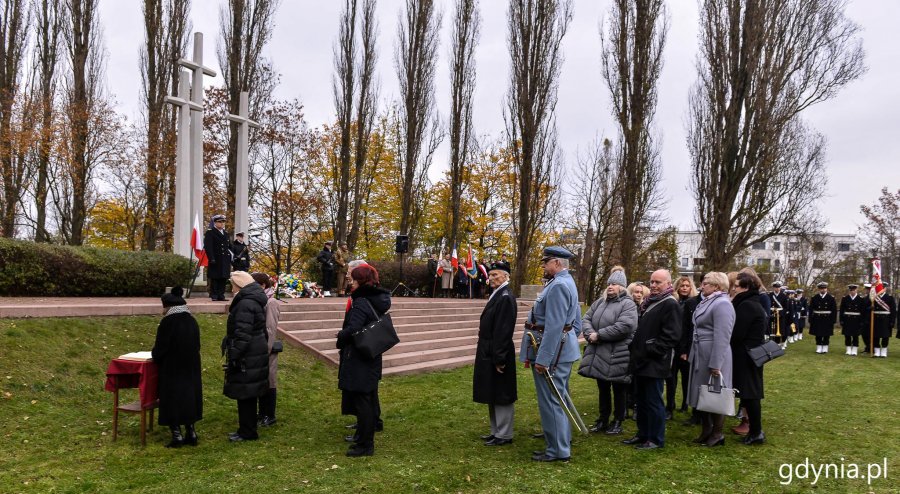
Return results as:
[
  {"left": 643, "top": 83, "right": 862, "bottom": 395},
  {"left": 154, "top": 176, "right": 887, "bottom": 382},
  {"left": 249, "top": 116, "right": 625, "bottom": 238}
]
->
[
  {"left": 627, "top": 282, "right": 649, "bottom": 305},
  {"left": 688, "top": 272, "right": 736, "bottom": 447}
]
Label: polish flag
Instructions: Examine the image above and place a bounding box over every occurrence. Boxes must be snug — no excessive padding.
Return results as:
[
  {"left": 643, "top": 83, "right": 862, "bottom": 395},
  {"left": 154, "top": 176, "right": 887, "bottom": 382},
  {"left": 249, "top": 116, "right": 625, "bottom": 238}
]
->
[
  {"left": 451, "top": 247, "right": 459, "bottom": 271},
  {"left": 191, "top": 213, "right": 208, "bottom": 266}
]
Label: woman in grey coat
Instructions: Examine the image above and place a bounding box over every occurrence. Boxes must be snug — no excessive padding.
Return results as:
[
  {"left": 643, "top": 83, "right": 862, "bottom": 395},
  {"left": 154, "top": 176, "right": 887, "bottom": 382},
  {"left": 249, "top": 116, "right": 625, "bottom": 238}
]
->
[
  {"left": 578, "top": 267, "right": 638, "bottom": 435},
  {"left": 688, "top": 271, "right": 736, "bottom": 447}
]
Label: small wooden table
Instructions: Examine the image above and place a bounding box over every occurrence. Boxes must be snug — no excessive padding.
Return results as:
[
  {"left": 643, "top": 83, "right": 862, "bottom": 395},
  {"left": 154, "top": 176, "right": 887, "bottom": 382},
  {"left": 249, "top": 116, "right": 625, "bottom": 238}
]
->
[{"left": 105, "top": 358, "right": 159, "bottom": 446}]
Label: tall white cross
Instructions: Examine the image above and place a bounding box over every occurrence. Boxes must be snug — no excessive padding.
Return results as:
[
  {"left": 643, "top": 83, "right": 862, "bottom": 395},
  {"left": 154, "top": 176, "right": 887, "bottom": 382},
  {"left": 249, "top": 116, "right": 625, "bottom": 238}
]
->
[
  {"left": 227, "top": 91, "right": 260, "bottom": 239},
  {"left": 178, "top": 32, "right": 216, "bottom": 233},
  {"left": 164, "top": 73, "right": 202, "bottom": 258}
]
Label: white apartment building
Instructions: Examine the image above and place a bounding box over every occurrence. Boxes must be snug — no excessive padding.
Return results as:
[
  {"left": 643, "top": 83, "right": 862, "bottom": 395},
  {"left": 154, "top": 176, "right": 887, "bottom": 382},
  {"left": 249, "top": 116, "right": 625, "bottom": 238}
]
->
[{"left": 674, "top": 231, "right": 863, "bottom": 287}]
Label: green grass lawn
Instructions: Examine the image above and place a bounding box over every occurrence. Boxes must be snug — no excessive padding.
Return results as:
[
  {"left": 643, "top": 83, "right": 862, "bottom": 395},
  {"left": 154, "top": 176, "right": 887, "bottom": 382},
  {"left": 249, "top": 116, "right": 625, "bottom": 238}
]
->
[{"left": 1, "top": 315, "right": 898, "bottom": 493}]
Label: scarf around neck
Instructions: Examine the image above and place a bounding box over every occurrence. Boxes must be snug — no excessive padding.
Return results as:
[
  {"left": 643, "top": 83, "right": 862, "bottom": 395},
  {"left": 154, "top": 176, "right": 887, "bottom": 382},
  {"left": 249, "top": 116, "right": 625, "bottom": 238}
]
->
[
  {"left": 697, "top": 290, "right": 728, "bottom": 310},
  {"left": 641, "top": 286, "right": 674, "bottom": 314},
  {"left": 165, "top": 305, "right": 191, "bottom": 316}
]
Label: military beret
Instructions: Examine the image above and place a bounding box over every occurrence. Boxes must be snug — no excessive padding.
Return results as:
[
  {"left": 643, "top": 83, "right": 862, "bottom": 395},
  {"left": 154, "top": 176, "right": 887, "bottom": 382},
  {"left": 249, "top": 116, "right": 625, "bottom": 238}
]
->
[
  {"left": 816, "top": 282, "right": 828, "bottom": 289},
  {"left": 847, "top": 284, "right": 858, "bottom": 290},
  {"left": 541, "top": 246, "right": 574, "bottom": 261},
  {"left": 489, "top": 262, "right": 510, "bottom": 274},
  {"left": 771, "top": 281, "right": 782, "bottom": 288}
]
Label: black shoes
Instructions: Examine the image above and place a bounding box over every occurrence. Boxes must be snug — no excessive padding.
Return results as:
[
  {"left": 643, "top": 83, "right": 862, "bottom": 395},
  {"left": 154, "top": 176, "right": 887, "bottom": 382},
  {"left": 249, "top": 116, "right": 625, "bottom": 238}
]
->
[
  {"left": 228, "top": 432, "right": 257, "bottom": 442},
  {"left": 484, "top": 437, "right": 513, "bottom": 446},
  {"left": 184, "top": 424, "right": 198, "bottom": 446},
  {"left": 259, "top": 416, "right": 277, "bottom": 427},
  {"left": 665, "top": 410, "right": 674, "bottom": 420},
  {"left": 530, "top": 432, "right": 545, "bottom": 439},
  {"left": 480, "top": 434, "right": 495, "bottom": 441},
  {"left": 742, "top": 432, "right": 766, "bottom": 445},
  {"left": 347, "top": 445, "right": 374, "bottom": 457},
  {"left": 635, "top": 441, "right": 662, "bottom": 450},
  {"left": 621, "top": 436, "right": 644, "bottom": 445},
  {"left": 532, "top": 453, "right": 569, "bottom": 462},
  {"left": 166, "top": 426, "right": 184, "bottom": 448},
  {"left": 589, "top": 421, "right": 608, "bottom": 434},
  {"left": 605, "top": 421, "right": 623, "bottom": 435},
  {"left": 344, "top": 434, "right": 359, "bottom": 443}
]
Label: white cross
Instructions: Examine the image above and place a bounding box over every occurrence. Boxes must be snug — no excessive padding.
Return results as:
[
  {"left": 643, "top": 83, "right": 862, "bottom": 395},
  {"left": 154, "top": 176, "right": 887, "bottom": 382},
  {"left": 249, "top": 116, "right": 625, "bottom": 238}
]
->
[
  {"left": 165, "top": 72, "right": 202, "bottom": 258},
  {"left": 227, "top": 91, "right": 261, "bottom": 240}
]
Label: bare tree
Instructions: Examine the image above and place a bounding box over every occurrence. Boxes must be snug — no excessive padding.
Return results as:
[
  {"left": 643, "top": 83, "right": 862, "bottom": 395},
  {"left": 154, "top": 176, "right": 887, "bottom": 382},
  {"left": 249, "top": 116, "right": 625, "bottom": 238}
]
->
[
  {"left": 331, "top": 0, "right": 356, "bottom": 246},
  {"left": 31, "top": 0, "right": 62, "bottom": 242},
  {"left": 140, "top": 0, "right": 190, "bottom": 250},
  {"left": 60, "top": 0, "right": 103, "bottom": 245},
  {"left": 395, "top": 0, "right": 442, "bottom": 252},
  {"left": 347, "top": 0, "right": 378, "bottom": 252},
  {"left": 446, "top": 0, "right": 479, "bottom": 250},
  {"left": 505, "top": 0, "right": 572, "bottom": 293},
  {"left": 0, "top": 0, "right": 28, "bottom": 237},
  {"left": 569, "top": 136, "right": 621, "bottom": 301},
  {"left": 600, "top": 0, "right": 667, "bottom": 275},
  {"left": 217, "top": 0, "right": 279, "bottom": 231},
  {"left": 859, "top": 188, "right": 900, "bottom": 287},
  {"left": 688, "top": 0, "right": 865, "bottom": 271}
]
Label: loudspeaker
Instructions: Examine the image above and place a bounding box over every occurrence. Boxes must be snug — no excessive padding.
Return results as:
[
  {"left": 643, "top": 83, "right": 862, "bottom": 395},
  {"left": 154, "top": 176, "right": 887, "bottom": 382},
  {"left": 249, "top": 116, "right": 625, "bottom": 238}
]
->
[{"left": 395, "top": 234, "right": 409, "bottom": 254}]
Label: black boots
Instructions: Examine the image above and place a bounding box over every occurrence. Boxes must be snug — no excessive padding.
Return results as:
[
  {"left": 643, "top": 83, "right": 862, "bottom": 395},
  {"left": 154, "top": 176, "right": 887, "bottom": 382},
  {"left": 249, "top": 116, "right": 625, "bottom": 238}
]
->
[
  {"left": 184, "top": 423, "right": 198, "bottom": 446},
  {"left": 166, "top": 426, "right": 184, "bottom": 448},
  {"left": 605, "top": 421, "right": 624, "bottom": 435},
  {"left": 258, "top": 389, "right": 278, "bottom": 427}
]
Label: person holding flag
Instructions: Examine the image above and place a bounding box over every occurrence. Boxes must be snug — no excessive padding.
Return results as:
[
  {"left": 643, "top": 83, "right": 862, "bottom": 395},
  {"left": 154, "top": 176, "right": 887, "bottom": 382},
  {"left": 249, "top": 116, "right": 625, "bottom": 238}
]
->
[{"left": 870, "top": 259, "right": 896, "bottom": 358}]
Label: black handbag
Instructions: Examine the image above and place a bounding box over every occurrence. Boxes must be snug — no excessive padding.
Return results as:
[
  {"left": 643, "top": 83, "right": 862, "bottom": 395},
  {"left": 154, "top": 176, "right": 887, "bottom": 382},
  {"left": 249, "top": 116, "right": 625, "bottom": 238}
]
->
[
  {"left": 352, "top": 298, "right": 399, "bottom": 359},
  {"left": 747, "top": 339, "right": 784, "bottom": 367},
  {"left": 271, "top": 340, "right": 284, "bottom": 354}
]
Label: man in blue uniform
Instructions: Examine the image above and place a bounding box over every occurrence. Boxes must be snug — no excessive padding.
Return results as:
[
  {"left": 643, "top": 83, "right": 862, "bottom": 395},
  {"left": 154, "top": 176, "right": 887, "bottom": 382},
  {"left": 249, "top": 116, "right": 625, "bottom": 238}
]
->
[
  {"left": 520, "top": 246, "right": 581, "bottom": 462},
  {"left": 839, "top": 284, "right": 868, "bottom": 356}
]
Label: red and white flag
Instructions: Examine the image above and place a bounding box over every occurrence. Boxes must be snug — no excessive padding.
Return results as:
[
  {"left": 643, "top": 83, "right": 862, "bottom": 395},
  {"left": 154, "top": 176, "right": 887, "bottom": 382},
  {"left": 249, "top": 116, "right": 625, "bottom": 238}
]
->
[
  {"left": 191, "top": 213, "right": 208, "bottom": 267},
  {"left": 451, "top": 247, "right": 459, "bottom": 271},
  {"left": 871, "top": 258, "right": 889, "bottom": 310}
]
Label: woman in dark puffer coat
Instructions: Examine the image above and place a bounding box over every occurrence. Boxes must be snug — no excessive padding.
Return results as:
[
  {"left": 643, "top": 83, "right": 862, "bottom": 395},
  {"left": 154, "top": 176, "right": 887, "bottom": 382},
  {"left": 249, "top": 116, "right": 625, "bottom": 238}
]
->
[
  {"left": 578, "top": 267, "right": 638, "bottom": 435},
  {"left": 730, "top": 272, "right": 767, "bottom": 445},
  {"left": 222, "top": 271, "right": 270, "bottom": 442},
  {"left": 337, "top": 264, "right": 392, "bottom": 457}
]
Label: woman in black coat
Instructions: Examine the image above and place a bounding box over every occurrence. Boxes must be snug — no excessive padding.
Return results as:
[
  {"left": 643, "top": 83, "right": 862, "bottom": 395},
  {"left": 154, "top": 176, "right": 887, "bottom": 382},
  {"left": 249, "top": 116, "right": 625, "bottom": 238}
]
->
[
  {"left": 222, "top": 271, "right": 270, "bottom": 442},
  {"left": 473, "top": 264, "right": 517, "bottom": 446},
  {"left": 337, "top": 264, "right": 392, "bottom": 457},
  {"left": 730, "top": 272, "right": 767, "bottom": 445},
  {"left": 152, "top": 287, "right": 203, "bottom": 448}
]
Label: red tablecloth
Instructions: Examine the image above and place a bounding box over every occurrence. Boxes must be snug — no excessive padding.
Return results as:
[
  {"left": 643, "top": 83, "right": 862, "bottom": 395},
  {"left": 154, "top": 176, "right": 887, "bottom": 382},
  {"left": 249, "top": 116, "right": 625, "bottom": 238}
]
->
[{"left": 105, "top": 359, "right": 159, "bottom": 409}]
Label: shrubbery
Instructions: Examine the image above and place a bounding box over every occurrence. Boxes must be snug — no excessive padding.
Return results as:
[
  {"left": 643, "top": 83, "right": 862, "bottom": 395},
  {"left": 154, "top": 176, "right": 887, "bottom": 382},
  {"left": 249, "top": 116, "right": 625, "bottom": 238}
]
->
[{"left": 0, "top": 238, "right": 193, "bottom": 296}]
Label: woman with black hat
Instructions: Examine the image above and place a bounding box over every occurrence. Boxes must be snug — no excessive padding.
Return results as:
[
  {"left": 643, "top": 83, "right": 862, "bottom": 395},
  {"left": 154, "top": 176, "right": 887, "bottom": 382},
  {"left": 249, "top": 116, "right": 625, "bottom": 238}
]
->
[{"left": 151, "top": 286, "right": 203, "bottom": 447}]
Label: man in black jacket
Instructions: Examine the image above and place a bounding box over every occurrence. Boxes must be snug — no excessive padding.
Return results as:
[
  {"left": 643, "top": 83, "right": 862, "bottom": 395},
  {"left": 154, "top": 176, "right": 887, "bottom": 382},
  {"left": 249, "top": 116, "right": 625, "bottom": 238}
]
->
[
  {"left": 623, "top": 269, "right": 682, "bottom": 450},
  {"left": 204, "top": 214, "right": 231, "bottom": 301},
  {"left": 317, "top": 241, "right": 335, "bottom": 297},
  {"left": 809, "top": 282, "right": 837, "bottom": 354},
  {"left": 231, "top": 232, "right": 251, "bottom": 272}
]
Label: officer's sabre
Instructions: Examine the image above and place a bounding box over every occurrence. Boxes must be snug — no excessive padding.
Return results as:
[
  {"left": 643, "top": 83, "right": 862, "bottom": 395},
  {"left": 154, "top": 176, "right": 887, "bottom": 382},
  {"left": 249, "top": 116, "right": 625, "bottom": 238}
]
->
[{"left": 527, "top": 332, "right": 590, "bottom": 435}]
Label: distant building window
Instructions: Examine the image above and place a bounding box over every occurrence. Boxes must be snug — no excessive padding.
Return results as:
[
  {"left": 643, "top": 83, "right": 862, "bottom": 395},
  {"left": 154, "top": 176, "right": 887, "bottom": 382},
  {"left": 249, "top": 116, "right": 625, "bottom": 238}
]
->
[
  {"left": 756, "top": 258, "right": 771, "bottom": 269},
  {"left": 694, "top": 257, "right": 705, "bottom": 267},
  {"left": 813, "top": 259, "right": 824, "bottom": 269},
  {"left": 773, "top": 242, "right": 781, "bottom": 251},
  {"left": 838, "top": 242, "right": 851, "bottom": 252},
  {"left": 789, "top": 242, "right": 800, "bottom": 251},
  {"left": 813, "top": 242, "right": 824, "bottom": 252},
  {"left": 681, "top": 257, "right": 689, "bottom": 268},
  {"left": 774, "top": 259, "right": 781, "bottom": 268},
  {"left": 752, "top": 242, "right": 766, "bottom": 250}
]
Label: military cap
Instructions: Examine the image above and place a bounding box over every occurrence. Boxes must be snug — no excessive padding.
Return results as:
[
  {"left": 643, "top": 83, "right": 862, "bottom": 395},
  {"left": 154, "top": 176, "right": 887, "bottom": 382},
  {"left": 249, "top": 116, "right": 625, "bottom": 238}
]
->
[
  {"left": 863, "top": 283, "right": 872, "bottom": 289},
  {"left": 797, "top": 289, "right": 804, "bottom": 293},
  {"left": 489, "top": 262, "right": 510, "bottom": 274},
  {"left": 816, "top": 282, "right": 828, "bottom": 289},
  {"left": 847, "top": 284, "right": 858, "bottom": 290},
  {"left": 211, "top": 214, "right": 226, "bottom": 222},
  {"left": 771, "top": 281, "right": 783, "bottom": 288},
  {"left": 541, "top": 246, "right": 574, "bottom": 261}
]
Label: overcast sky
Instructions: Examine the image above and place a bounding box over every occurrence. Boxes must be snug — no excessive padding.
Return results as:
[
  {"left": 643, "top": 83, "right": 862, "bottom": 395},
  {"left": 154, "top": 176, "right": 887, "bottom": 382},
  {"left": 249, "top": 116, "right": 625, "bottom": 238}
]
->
[{"left": 99, "top": 0, "right": 899, "bottom": 234}]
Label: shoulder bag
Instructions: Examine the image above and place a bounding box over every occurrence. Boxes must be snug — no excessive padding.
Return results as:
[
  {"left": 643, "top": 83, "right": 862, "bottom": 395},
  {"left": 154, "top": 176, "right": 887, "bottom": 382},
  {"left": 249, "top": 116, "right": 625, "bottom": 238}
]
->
[
  {"left": 352, "top": 298, "right": 399, "bottom": 359},
  {"left": 696, "top": 375, "right": 738, "bottom": 416},
  {"left": 746, "top": 339, "right": 784, "bottom": 367}
]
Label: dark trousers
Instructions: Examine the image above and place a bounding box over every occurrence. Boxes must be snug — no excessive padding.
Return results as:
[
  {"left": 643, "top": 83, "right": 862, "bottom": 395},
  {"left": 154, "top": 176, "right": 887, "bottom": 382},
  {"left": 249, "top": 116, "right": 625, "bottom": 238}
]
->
[
  {"left": 597, "top": 379, "right": 626, "bottom": 423},
  {"left": 862, "top": 331, "right": 871, "bottom": 350},
  {"left": 257, "top": 388, "right": 277, "bottom": 419},
  {"left": 349, "top": 391, "right": 377, "bottom": 449},
  {"left": 815, "top": 334, "right": 831, "bottom": 345},
  {"left": 209, "top": 277, "right": 226, "bottom": 300},
  {"left": 634, "top": 376, "right": 666, "bottom": 446},
  {"left": 744, "top": 398, "right": 762, "bottom": 437},
  {"left": 322, "top": 269, "right": 334, "bottom": 292},
  {"left": 876, "top": 337, "right": 890, "bottom": 349},
  {"left": 666, "top": 358, "right": 690, "bottom": 412},
  {"left": 844, "top": 334, "right": 859, "bottom": 347},
  {"left": 237, "top": 398, "right": 259, "bottom": 439}
]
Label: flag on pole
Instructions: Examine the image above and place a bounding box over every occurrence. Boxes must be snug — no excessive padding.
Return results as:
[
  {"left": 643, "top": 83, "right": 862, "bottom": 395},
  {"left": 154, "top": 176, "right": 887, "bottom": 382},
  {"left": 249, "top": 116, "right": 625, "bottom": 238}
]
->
[
  {"left": 191, "top": 213, "right": 208, "bottom": 267},
  {"left": 436, "top": 265, "right": 444, "bottom": 277},
  {"left": 871, "top": 258, "right": 889, "bottom": 310},
  {"left": 478, "top": 263, "right": 489, "bottom": 280},
  {"left": 451, "top": 246, "right": 459, "bottom": 271},
  {"left": 466, "top": 244, "right": 478, "bottom": 278}
]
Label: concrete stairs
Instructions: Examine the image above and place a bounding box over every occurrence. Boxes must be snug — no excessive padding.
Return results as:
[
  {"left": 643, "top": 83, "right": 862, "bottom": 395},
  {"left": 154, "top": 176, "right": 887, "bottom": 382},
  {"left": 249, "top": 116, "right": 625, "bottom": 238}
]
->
[{"left": 277, "top": 297, "right": 533, "bottom": 376}]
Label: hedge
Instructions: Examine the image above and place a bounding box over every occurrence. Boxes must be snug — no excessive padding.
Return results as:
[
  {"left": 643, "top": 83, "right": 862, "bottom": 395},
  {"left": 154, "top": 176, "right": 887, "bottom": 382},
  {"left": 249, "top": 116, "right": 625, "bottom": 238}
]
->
[{"left": 0, "top": 238, "right": 193, "bottom": 297}]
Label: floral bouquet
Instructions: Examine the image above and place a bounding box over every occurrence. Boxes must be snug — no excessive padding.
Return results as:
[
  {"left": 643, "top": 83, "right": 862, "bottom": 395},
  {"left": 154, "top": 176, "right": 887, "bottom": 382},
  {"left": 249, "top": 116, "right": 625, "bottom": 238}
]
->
[{"left": 276, "top": 273, "right": 304, "bottom": 299}]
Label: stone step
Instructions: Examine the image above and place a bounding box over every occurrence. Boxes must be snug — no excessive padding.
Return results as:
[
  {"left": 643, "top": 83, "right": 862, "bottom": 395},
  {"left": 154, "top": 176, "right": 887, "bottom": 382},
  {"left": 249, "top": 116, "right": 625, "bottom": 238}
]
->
[
  {"left": 309, "top": 330, "right": 527, "bottom": 353},
  {"left": 281, "top": 316, "right": 528, "bottom": 336},
  {"left": 277, "top": 299, "right": 493, "bottom": 312},
  {"left": 281, "top": 312, "right": 488, "bottom": 329},
  {"left": 382, "top": 346, "right": 524, "bottom": 376},
  {"left": 279, "top": 306, "right": 486, "bottom": 322}
]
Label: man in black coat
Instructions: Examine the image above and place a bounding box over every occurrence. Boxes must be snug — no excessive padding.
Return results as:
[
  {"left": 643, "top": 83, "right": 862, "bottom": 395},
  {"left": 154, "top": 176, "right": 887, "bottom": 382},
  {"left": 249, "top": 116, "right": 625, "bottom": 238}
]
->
[
  {"left": 317, "top": 241, "right": 335, "bottom": 297},
  {"left": 624, "top": 269, "right": 682, "bottom": 450},
  {"left": 809, "top": 282, "right": 837, "bottom": 354},
  {"left": 204, "top": 214, "right": 232, "bottom": 301},
  {"left": 768, "top": 282, "right": 791, "bottom": 349},
  {"left": 231, "top": 232, "right": 251, "bottom": 271},
  {"left": 473, "top": 263, "right": 517, "bottom": 446},
  {"left": 873, "top": 284, "right": 896, "bottom": 358},
  {"left": 794, "top": 289, "right": 808, "bottom": 341},
  {"left": 839, "top": 284, "right": 868, "bottom": 356}
]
